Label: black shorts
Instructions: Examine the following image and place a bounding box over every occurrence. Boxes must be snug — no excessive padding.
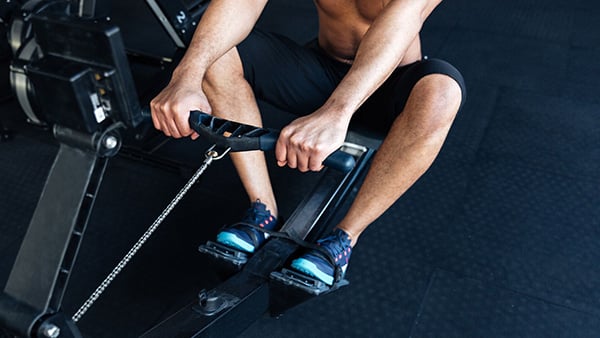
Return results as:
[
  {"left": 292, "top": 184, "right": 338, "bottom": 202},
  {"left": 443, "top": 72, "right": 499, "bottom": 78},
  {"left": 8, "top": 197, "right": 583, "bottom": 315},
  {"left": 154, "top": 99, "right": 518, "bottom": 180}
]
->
[{"left": 237, "top": 30, "right": 466, "bottom": 134}]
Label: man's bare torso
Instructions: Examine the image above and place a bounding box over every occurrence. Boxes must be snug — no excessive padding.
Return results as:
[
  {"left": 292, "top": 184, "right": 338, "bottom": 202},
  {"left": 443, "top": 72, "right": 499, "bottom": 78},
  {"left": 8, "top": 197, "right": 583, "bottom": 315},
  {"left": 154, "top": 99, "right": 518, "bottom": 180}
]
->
[{"left": 314, "top": 0, "right": 421, "bottom": 65}]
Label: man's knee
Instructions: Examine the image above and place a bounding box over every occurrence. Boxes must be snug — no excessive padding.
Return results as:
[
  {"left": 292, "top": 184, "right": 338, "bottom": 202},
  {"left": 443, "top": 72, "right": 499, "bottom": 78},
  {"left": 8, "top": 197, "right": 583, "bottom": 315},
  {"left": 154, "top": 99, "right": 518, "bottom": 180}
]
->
[
  {"left": 419, "top": 73, "right": 463, "bottom": 109},
  {"left": 408, "top": 73, "right": 464, "bottom": 132}
]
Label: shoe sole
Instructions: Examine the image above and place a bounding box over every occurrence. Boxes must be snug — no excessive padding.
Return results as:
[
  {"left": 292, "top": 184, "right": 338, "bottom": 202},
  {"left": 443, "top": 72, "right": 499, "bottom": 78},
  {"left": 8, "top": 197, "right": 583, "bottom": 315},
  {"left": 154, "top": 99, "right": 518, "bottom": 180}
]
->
[
  {"left": 216, "top": 232, "right": 255, "bottom": 253},
  {"left": 290, "top": 258, "right": 335, "bottom": 286}
]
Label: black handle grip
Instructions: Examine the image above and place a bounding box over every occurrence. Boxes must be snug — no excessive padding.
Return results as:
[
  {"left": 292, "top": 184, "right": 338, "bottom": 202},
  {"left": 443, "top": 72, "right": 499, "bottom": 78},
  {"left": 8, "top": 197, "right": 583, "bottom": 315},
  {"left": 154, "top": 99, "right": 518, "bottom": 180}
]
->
[
  {"left": 322, "top": 149, "right": 356, "bottom": 173},
  {"left": 189, "top": 111, "right": 355, "bottom": 173}
]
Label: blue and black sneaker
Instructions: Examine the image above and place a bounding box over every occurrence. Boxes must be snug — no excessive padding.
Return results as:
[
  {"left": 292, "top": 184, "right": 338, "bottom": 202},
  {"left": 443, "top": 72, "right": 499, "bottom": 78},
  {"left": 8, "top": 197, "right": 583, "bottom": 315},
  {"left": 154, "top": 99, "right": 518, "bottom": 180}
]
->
[
  {"left": 290, "top": 228, "right": 352, "bottom": 286},
  {"left": 216, "top": 200, "right": 277, "bottom": 253}
]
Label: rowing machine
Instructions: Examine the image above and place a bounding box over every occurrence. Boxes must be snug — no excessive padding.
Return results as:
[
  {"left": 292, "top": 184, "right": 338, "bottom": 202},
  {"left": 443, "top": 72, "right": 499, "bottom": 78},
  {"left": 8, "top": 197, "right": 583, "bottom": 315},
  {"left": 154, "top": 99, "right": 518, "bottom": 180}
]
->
[{"left": 140, "top": 113, "right": 375, "bottom": 337}]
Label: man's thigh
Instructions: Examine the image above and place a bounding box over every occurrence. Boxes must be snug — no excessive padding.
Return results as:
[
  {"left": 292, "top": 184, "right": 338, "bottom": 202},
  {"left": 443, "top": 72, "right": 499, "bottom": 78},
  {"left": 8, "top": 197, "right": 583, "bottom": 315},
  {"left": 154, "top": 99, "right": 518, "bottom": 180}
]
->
[{"left": 237, "top": 30, "right": 348, "bottom": 116}]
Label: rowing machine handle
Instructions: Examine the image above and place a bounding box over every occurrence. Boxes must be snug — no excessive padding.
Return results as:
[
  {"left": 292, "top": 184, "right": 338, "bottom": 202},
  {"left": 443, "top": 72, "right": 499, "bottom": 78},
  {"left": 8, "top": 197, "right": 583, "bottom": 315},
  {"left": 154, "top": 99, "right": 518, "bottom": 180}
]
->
[
  {"left": 255, "top": 132, "right": 355, "bottom": 173},
  {"left": 188, "top": 111, "right": 356, "bottom": 173}
]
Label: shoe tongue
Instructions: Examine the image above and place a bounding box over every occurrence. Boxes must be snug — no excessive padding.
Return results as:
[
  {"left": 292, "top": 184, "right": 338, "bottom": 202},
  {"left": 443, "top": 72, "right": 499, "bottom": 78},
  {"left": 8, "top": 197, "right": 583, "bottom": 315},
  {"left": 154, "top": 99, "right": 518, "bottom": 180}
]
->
[
  {"left": 247, "top": 201, "right": 268, "bottom": 222},
  {"left": 251, "top": 201, "right": 267, "bottom": 213},
  {"left": 318, "top": 229, "right": 351, "bottom": 257}
]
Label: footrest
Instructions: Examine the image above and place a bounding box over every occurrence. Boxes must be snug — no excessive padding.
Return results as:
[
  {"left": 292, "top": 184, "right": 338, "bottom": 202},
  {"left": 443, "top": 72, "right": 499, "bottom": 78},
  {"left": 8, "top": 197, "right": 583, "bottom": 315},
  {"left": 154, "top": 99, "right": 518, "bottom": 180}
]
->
[
  {"left": 270, "top": 268, "right": 349, "bottom": 296},
  {"left": 198, "top": 241, "right": 249, "bottom": 267}
]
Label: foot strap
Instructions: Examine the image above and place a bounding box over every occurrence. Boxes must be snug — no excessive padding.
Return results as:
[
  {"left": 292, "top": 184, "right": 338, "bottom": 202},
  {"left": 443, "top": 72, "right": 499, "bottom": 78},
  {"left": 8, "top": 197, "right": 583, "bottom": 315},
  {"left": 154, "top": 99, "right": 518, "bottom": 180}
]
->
[{"left": 216, "top": 222, "right": 344, "bottom": 285}]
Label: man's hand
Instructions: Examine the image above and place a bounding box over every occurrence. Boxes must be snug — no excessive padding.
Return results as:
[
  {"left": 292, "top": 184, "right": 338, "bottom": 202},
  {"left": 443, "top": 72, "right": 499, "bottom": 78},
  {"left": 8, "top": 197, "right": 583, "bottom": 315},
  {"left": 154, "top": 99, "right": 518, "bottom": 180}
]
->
[
  {"left": 150, "top": 75, "right": 211, "bottom": 140},
  {"left": 276, "top": 109, "right": 350, "bottom": 172}
]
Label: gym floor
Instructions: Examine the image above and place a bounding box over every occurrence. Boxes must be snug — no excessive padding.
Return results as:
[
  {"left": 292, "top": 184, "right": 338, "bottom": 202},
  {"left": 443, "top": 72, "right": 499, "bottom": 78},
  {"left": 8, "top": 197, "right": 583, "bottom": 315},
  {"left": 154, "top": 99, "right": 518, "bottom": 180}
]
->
[{"left": 2, "top": 0, "right": 600, "bottom": 337}]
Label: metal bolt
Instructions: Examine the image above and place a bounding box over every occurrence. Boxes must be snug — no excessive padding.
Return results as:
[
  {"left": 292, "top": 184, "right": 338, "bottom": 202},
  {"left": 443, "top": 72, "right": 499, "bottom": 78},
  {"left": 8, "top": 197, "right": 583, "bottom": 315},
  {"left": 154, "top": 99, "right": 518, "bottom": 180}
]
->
[
  {"left": 103, "top": 136, "right": 118, "bottom": 149},
  {"left": 41, "top": 324, "right": 60, "bottom": 338}
]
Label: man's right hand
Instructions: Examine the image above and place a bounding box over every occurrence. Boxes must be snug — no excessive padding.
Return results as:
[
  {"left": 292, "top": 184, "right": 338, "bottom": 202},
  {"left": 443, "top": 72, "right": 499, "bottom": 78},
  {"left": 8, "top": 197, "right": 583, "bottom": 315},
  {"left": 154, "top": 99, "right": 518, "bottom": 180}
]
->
[{"left": 150, "top": 76, "right": 212, "bottom": 140}]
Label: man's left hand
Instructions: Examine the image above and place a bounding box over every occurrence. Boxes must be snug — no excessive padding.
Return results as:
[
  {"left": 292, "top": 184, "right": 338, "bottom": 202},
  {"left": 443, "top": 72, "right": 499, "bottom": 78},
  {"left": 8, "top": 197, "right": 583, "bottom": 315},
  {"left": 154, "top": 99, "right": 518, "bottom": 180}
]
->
[{"left": 275, "top": 110, "right": 349, "bottom": 172}]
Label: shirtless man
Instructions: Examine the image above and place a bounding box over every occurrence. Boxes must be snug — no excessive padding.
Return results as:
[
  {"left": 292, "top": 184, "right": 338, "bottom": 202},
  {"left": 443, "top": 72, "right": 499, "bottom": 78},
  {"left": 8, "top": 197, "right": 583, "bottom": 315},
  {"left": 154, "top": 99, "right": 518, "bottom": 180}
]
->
[{"left": 151, "top": 0, "right": 465, "bottom": 286}]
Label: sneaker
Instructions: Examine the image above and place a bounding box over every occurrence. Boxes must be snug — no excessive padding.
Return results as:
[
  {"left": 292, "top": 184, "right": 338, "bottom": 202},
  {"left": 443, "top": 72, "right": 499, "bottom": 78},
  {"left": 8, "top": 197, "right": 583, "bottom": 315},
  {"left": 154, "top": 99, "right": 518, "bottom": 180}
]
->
[
  {"left": 290, "top": 228, "right": 352, "bottom": 286},
  {"left": 216, "top": 200, "right": 277, "bottom": 253}
]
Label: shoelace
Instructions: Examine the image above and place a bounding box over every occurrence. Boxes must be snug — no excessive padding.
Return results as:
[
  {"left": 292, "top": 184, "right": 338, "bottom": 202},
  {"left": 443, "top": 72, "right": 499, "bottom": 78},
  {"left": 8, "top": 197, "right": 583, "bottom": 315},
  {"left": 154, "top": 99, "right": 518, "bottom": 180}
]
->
[
  {"left": 317, "top": 231, "right": 351, "bottom": 266},
  {"left": 244, "top": 208, "right": 269, "bottom": 224}
]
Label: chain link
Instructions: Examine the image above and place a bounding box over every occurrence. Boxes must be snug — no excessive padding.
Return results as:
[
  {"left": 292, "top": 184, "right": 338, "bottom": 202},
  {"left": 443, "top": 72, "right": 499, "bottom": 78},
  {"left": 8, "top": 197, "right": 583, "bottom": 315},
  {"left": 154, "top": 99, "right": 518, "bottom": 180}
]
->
[{"left": 72, "top": 146, "right": 230, "bottom": 322}]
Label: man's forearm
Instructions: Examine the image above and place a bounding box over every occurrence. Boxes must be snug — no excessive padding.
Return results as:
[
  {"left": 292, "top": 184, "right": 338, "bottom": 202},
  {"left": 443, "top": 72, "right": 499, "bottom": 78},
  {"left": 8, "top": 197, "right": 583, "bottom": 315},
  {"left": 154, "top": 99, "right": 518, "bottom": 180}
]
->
[
  {"left": 323, "top": 0, "right": 441, "bottom": 119},
  {"left": 174, "top": 0, "right": 267, "bottom": 80}
]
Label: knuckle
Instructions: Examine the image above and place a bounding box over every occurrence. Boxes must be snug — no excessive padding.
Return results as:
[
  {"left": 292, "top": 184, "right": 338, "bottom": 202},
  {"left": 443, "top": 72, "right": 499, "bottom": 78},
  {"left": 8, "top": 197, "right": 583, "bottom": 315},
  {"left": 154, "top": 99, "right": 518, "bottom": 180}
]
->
[
  {"left": 158, "top": 102, "right": 170, "bottom": 114},
  {"left": 288, "top": 135, "right": 303, "bottom": 148},
  {"left": 315, "top": 142, "right": 327, "bottom": 153},
  {"left": 170, "top": 103, "right": 182, "bottom": 114},
  {"left": 280, "top": 128, "right": 292, "bottom": 140},
  {"left": 304, "top": 142, "right": 319, "bottom": 154}
]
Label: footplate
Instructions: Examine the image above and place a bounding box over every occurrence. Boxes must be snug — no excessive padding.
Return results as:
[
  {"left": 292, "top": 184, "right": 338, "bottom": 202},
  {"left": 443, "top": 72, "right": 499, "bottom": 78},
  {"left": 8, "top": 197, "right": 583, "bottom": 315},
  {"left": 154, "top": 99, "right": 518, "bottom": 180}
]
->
[
  {"left": 270, "top": 268, "right": 349, "bottom": 296},
  {"left": 198, "top": 241, "right": 249, "bottom": 267}
]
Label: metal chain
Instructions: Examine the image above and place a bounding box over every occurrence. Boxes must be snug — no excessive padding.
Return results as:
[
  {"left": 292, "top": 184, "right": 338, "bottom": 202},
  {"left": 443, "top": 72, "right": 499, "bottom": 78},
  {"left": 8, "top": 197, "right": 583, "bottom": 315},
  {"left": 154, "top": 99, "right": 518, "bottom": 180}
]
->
[{"left": 72, "top": 145, "right": 230, "bottom": 323}]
